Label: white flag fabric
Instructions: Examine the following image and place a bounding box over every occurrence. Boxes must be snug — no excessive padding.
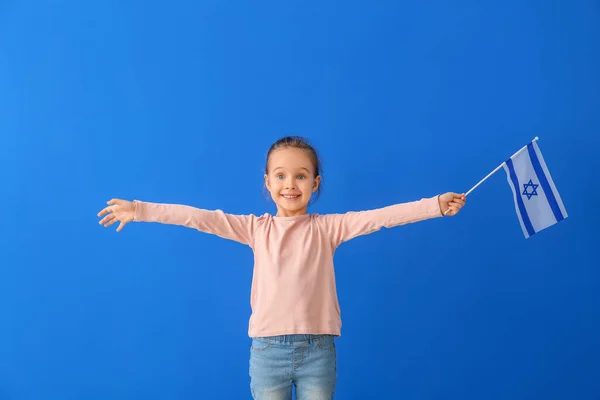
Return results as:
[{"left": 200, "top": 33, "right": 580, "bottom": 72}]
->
[{"left": 503, "top": 141, "right": 568, "bottom": 238}]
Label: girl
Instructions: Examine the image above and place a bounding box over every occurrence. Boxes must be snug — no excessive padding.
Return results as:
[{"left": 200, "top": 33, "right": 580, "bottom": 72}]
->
[{"left": 97, "top": 136, "right": 466, "bottom": 400}]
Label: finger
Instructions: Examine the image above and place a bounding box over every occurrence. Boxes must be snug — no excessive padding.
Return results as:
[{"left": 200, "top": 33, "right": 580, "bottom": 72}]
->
[
  {"left": 107, "top": 199, "right": 120, "bottom": 205},
  {"left": 97, "top": 206, "right": 112, "bottom": 217},
  {"left": 450, "top": 199, "right": 464, "bottom": 207},
  {"left": 450, "top": 205, "right": 462, "bottom": 213},
  {"left": 105, "top": 218, "right": 119, "bottom": 227},
  {"left": 102, "top": 216, "right": 117, "bottom": 227},
  {"left": 450, "top": 200, "right": 465, "bottom": 208},
  {"left": 102, "top": 213, "right": 121, "bottom": 226},
  {"left": 99, "top": 207, "right": 116, "bottom": 219},
  {"left": 116, "top": 221, "right": 126, "bottom": 232},
  {"left": 451, "top": 193, "right": 466, "bottom": 202},
  {"left": 99, "top": 214, "right": 113, "bottom": 225},
  {"left": 99, "top": 203, "right": 120, "bottom": 216}
]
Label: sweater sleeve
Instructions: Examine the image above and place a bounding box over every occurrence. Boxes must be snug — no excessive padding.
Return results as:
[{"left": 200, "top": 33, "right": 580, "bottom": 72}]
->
[
  {"left": 133, "top": 200, "right": 258, "bottom": 247},
  {"left": 323, "top": 196, "right": 443, "bottom": 248}
]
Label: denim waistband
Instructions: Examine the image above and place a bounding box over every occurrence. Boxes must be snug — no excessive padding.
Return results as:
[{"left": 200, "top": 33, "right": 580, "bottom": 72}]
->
[{"left": 254, "top": 334, "right": 333, "bottom": 344}]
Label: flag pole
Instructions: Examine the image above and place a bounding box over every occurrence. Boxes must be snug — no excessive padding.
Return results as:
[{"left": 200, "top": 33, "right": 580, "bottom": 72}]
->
[{"left": 443, "top": 137, "right": 539, "bottom": 215}]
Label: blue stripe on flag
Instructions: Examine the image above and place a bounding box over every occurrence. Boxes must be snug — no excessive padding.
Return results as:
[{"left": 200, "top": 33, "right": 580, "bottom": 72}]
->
[
  {"left": 506, "top": 158, "right": 535, "bottom": 237},
  {"left": 527, "top": 143, "right": 565, "bottom": 223}
]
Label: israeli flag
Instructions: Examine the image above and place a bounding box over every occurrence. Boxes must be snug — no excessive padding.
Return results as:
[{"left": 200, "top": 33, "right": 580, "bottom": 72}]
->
[{"left": 503, "top": 141, "right": 568, "bottom": 238}]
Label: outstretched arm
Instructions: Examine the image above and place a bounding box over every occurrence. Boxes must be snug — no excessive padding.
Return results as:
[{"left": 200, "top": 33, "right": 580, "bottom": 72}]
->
[
  {"left": 97, "top": 198, "right": 258, "bottom": 246},
  {"left": 324, "top": 192, "right": 466, "bottom": 247}
]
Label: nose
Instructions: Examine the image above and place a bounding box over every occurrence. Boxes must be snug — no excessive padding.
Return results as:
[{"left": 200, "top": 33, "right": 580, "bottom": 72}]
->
[{"left": 285, "top": 177, "right": 297, "bottom": 189}]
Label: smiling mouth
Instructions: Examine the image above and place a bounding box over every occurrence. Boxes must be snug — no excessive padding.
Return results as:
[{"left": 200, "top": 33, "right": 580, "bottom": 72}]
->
[{"left": 281, "top": 194, "right": 300, "bottom": 200}]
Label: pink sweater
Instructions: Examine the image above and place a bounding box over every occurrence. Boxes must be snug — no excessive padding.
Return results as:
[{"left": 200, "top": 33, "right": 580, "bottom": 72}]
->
[{"left": 133, "top": 196, "right": 442, "bottom": 337}]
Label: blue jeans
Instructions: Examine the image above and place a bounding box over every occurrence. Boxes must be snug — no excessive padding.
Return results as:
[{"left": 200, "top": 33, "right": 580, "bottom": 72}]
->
[{"left": 249, "top": 334, "right": 337, "bottom": 399}]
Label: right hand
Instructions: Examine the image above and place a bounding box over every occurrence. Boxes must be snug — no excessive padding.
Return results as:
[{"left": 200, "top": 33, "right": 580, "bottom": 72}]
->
[
  {"left": 438, "top": 192, "right": 466, "bottom": 216},
  {"left": 98, "top": 198, "right": 135, "bottom": 232}
]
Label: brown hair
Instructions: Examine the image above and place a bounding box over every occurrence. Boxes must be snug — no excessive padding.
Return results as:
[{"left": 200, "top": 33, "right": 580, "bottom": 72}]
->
[{"left": 265, "top": 136, "right": 323, "bottom": 202}]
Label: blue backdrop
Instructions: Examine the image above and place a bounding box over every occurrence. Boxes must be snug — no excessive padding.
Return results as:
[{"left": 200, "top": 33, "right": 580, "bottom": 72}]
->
[{"left": 1, "top": 1, "right": 598, "bottom": 399}]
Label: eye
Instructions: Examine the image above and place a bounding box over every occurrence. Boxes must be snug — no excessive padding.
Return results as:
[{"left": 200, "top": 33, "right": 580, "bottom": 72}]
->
[
  {"left": 277, "top": 174, "right": 285, "bottom": 180},
  {"left": 297, "top": 174, "right": 306, "bottom": 180}
]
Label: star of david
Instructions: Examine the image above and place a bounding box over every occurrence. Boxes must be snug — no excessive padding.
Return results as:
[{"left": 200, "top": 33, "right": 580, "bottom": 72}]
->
[{"left": 522, "top": 179, "right": 539, "bottom": 200}]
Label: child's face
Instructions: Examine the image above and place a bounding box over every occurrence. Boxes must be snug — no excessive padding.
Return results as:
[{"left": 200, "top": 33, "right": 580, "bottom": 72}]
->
[{"left": 264, "top": 147, "right": 321, "bottom": 217}]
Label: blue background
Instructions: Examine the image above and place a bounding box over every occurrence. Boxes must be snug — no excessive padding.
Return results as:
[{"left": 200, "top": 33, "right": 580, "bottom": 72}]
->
[{"left": 1, "top": 0, "right": 598, "bottom": 399}]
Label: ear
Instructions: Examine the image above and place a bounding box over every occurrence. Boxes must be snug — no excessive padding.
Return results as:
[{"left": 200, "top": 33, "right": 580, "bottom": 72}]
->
[
  {"left": 312, "top": 175, "right": 321, "bottom": 193},
  {"left": 264, "top": 174, "right": 271, "bottom": 191}
]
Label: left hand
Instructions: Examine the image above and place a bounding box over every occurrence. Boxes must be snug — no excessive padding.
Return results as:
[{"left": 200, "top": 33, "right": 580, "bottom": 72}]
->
[
  {"left": 97, "top": 198, "right": 136, "bottom": 232},
  {"left": 438, "top": 192, "right": 466, "bottom": 216}
]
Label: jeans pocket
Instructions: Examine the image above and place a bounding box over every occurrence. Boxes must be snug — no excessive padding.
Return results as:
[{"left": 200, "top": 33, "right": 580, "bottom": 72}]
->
[
  {"left": 250, "top": 338, "right": 271, "bottom": 352},
  {"left": 315, "top": 335, "right": 336, "bottom": 350}
]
